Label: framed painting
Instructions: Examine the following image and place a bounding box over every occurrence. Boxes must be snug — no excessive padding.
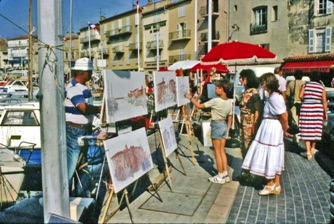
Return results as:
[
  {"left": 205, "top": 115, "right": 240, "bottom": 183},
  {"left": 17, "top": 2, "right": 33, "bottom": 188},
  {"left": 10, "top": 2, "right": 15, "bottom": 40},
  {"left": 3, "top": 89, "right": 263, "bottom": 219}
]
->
[
  {"left": 103, "top": 70, "right": 148, "bottom": 123},
  {"left": 202, "top": 121, "right": 212, "bottom": 147},
  {"left": 153, "top": 71, "right": 177, "bottom": 112},
  {"left": 104, "top": 127, "right": 153, "bottom": 193},
  {"left": 158, "top": 116, "right": 178, "bottom": 157},
  {"left": 176, "top": 76, "right": 190, "bottom": 107},
  {"left": 207, "top": 83, "right": 217, "bottom": 99}
]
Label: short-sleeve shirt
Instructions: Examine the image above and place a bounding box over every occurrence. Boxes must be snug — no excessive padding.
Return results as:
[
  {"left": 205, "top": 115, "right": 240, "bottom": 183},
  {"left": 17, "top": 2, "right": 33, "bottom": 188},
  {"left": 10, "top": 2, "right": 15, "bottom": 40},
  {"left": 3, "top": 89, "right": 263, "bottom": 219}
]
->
[
  {"left": 264, "top": 92, "right": 286, "bottom": 119},
  {"left": 275, "top": 74, "right": 287, "bottom": 92},
  {"left": 65, "top": 79, "right": 94, "bottom": 125},
  {"left": 203, "top": 98, "right": 233, "bottom": 120}
]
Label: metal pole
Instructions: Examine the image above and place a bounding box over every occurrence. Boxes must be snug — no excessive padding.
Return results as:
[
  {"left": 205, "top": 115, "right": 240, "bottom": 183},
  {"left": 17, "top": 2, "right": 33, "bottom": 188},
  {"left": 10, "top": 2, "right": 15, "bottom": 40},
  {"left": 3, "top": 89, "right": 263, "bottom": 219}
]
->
[
  {"left": 208, "top": 0, "right": 212, "bottom": 51},
  {"left": 69, "top": 0, "right": 72, "bottom": 77},
  {"left": 136, "top": 2, "right": 140, "bottom": 71},
  {"left": 194, "top": 0, "right": 197, "bottom": 59},
  {"left": 88, "top": 25, "right": 91, "bottom": 59},
  {"left": 38, "top": 0, "right": 69, "bottom": 221},
  {"left": 156, "top": 25, "right": 159, "bottom": 71},
  {"left": 28, "top": 0, "right": 32, "bottom": 101}
]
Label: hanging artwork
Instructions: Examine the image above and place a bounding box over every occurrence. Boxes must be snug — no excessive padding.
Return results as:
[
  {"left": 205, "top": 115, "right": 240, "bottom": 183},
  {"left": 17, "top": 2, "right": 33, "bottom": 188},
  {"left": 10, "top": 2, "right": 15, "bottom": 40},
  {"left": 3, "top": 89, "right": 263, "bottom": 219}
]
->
[
  {"left": 158, "top": 116, "right": 178, "bottom": 157},
  {"left": 103, "top": 70, "right": 148, "bottom": 123},
  {"left": 153, "top": 71, "right": 177, "bottom": 112},
  {"left": 176, "top": 76, "right": 190, "bottom": 107},
  {"left": 104, "top": 127, "right": 153, "bottom": 193},
  {"left": 202, "top": 121, "right": 212, "bottom": 147}
]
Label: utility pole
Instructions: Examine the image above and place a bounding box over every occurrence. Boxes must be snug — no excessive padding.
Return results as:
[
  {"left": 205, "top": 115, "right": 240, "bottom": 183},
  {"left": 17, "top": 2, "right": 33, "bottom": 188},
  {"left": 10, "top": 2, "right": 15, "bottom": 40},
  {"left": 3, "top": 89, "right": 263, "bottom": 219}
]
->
[
  {"left": 38, "top": 0, "right": 69, "bottom": 221},
  {"left": 208, "top": 0, "right": 212, "bottom": 51},
  {"left": 28, "top": 0, "right": 32, "bottom": 100}
]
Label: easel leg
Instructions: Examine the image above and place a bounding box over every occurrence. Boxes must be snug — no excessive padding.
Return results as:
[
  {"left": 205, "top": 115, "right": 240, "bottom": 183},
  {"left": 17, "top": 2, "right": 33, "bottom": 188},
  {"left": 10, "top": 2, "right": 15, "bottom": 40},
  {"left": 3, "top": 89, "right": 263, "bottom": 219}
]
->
[
  {"left": 146, "top": 173, "right": 163, "bottom": 202},
  {"left": 124, "top": 189, "right": 134, "bottom": 224},
  {"left": 100, "top": 183, "right": 114, "bottom": 223},
  {"left": 175, "top": 148, "right": 186, "bottom": 176},
  {"left": 182, "top": 105, "right": 197, "bottom": 165}
]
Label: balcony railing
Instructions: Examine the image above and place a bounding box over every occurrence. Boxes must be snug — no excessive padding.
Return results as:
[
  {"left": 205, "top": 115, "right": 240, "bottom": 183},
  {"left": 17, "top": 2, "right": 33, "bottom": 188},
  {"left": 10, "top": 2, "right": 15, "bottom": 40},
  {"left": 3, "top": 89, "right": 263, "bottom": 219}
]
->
[
  {"left": 169, "top": 29, "right": 191, "bottom": 41},
  {"left": 105, "top": 25, "right": 132, "bottom": 38},
  {"left": 169, "top": 54, "right": 191, "bottom": 65},
  {"left": 128, "top": 42, "right": 143, "bottom": 51},
  {"left": 199, "top": 5, "right": 219, "bottom": 17},
  {"left": 112, "top": 46, "right": 124, "bottom": 53},
  {"left": 102, "top": 48, "right": 109, "bottom": 55},
  {"left": 250, "top": 23, "right": 267, "bottom": 35},
  {"left": 80, "top": 34, "right": 101, "bottom": 43},
  {"left": 146, "top": 40, "right": 164, "bottom": 50},
  {"left": 200, "top": 31, "right": 220, "bottom": 42}
]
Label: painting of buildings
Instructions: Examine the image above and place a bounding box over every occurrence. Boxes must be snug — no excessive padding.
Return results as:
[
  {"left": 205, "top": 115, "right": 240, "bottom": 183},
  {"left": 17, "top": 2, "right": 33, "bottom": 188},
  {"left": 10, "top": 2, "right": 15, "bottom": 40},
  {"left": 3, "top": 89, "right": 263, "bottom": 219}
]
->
[
  {"left": 104, "top": 128, "right": 153, "bottom": 193},
  {"left": 176, "top": 76, "right": 190, "bottom": 107},
  {"left": 202, "top": 121, "right": 212, "bottom": 147},
  {"left": 153, "top": 71, "right": 176, "bottom": 112},
  {"left": 103, "top": 70, "right": 148, "bottom": 123},
  {"left": 158, "top": 116, "right": 178, "bottom": 157}
]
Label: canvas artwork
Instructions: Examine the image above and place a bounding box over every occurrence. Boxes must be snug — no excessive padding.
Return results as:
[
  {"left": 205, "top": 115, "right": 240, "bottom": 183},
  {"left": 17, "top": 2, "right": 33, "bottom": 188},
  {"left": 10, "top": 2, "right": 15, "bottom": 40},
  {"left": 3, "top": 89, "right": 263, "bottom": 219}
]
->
[
  {"left": 103, "top": 70, "right": 148, "bottom": 123},
  {"left": 158, "top": 116, "right": 178, "bottom": 157},
  {"left": 207, "top": 83, "right": 218, "bottom": 99},
  {"left": 104, "top": 127, "right": 153, "bottom": 193},
  {"left": 153, "top": 71, "right": 177, "bottom": 112},
  {"left": 202, "top": 121, "right": 212, "bottom": 147},
  {"left": 176, "top": 76, "right": 190, "bottom": 107}
]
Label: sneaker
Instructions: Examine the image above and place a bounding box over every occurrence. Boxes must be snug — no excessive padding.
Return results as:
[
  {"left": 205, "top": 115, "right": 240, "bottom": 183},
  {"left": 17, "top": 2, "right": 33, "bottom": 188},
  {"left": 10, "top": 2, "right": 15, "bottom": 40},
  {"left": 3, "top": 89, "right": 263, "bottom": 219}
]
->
[
  {"left": 223, "top": 175, "right": 230, "bottom": 183},
  {"left": 208, "top": 175, "right": 226, "bottom": 184}
]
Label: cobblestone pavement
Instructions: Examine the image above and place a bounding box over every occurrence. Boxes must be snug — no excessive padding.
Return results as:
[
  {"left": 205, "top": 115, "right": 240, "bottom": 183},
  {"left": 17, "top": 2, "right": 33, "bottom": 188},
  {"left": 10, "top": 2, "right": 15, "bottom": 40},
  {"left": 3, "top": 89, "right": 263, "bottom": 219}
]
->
[{"left": 226, "top": 138, "right": 332, "bottom": 224}]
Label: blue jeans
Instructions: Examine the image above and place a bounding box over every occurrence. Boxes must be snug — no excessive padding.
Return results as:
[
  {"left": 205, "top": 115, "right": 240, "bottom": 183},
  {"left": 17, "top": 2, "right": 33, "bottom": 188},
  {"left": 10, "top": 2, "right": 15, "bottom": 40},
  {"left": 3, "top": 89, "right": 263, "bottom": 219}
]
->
[{"left": 66, "top": 124, "right": 88, "bottom": 185}]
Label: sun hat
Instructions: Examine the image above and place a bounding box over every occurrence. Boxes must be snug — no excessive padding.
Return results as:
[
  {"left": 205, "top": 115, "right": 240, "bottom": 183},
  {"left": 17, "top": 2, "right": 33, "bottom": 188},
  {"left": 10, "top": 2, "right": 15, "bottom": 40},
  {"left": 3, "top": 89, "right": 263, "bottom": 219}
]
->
[{"left": 72, "top": 58, "right": 93, "bottom": 71}]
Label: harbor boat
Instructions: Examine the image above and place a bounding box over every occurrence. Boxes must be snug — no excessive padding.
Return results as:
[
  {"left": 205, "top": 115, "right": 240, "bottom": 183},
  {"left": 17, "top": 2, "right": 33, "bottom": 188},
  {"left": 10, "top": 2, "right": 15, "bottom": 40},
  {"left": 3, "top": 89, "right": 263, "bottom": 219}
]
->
[{"left": 0, "top": 146, "right": 26, "bottom": 209}]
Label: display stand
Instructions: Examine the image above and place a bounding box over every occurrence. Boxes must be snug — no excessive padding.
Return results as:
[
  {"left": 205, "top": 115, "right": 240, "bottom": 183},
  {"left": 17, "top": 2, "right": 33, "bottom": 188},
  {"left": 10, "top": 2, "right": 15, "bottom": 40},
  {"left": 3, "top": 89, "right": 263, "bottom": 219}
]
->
[{"left": 181, "top": 104, "right": 198, "bottom": 165}]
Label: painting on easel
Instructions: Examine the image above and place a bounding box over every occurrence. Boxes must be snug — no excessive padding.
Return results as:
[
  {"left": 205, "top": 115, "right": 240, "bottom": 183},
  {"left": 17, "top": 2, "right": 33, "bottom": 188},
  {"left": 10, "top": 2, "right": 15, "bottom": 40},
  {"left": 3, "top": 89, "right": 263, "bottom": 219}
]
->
[
  {"left": 153, "top": 71, "right": 177, "bottom": 112},
  {"left": 158, "top": 116, "right": 178, "bottom": 157},
  {"left": 103, "top": 70, "right": 148, "bottom": 123},
  {"left": 176, "top": 76, "right": 190, "bottom": 107},
  {"left": 104, "top": 128, "right": 153, "bottom": 193},
  {"left": 202, "top": 121, "right": 212, "bottom": 147}
]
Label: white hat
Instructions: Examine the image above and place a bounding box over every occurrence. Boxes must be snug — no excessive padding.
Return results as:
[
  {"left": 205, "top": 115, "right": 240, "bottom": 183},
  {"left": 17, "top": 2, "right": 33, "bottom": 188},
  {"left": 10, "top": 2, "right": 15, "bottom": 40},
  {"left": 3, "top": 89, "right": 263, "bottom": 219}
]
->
[{"left": 72, "top": 58, "right": 93, "bottom": 71}]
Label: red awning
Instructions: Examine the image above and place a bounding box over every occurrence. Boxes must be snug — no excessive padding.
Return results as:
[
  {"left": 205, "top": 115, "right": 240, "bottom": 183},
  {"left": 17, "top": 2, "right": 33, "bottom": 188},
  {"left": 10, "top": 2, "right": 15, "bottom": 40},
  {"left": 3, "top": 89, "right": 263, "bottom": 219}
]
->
[
  {"left": 282, "top": 60, "right": 334, "bottom": 73},
  {"left": 190, "top": 63, "right": 229, "bottom": 73}
]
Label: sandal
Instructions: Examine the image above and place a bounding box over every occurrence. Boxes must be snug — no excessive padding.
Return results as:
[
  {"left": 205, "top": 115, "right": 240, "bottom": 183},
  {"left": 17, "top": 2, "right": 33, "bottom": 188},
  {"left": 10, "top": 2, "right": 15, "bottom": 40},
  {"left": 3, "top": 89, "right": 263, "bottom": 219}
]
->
[
  {"left": 311, "top": 148, "right": 318, "bottom": 156},
  {"left": 275, "top": 185, "right": 282, "bottom": 195},
  {"left": 208, "top": 175, "right": 226, "bottom": 184},
  {"left": 258, "top": 184, "right": 277, "bottom": 196},
  {"left": 306, "top": 153, "right": 312, "bottom": 160}
]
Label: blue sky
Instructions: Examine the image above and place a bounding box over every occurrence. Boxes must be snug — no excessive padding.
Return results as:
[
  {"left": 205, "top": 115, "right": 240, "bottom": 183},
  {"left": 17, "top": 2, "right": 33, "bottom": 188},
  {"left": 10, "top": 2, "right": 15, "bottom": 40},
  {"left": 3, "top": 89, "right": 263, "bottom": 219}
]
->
[{"left": 0, "top": 0, "right": 148, "bottom": 39}]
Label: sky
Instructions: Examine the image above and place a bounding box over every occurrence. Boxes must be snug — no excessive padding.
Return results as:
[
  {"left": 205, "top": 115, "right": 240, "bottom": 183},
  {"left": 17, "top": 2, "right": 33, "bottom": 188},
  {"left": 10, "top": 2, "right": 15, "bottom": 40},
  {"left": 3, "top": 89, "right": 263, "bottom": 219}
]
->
[{"left": 0, "top": 0, "right": 149, "bottom": 39}]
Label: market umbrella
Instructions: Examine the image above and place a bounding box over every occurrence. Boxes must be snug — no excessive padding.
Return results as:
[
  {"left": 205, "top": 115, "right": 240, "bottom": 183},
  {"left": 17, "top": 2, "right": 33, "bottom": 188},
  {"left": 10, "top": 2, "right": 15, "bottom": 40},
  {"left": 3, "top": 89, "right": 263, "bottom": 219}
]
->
[
  {"left": 168, "top": 60, "right": 200, "bottom": 71},
  {"left": 189, "top": 62, "right": 230, "bottom": 73},
  {"left": 201, "top": 40, "right": 277, "bottom": 65}
]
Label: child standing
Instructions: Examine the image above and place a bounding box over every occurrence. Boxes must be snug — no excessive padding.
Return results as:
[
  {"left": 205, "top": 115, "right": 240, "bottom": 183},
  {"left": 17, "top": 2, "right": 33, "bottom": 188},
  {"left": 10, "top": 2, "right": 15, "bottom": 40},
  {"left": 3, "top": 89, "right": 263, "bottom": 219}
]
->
[{"left": 185, "top": 79, "right": 232, "bottom": 184}]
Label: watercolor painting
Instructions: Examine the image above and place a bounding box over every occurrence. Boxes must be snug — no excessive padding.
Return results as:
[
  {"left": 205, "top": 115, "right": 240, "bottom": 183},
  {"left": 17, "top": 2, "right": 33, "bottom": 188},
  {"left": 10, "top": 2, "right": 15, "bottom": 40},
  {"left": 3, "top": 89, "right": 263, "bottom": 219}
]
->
[
  {"left": 104, "top": 128, "right": 153, "bottom": 193},
  {"left": 176, "top": 76, "right": 190, "bottom": 107},
  {"left": 153, "top": 71, "right": 177, "bottom": 112},
  {"left": 103, "top": 70, "right": 148, "bottom": 123},
  {"left": 158, "top": 116, "right": 178, "bottom": 157},
  {"left": 202, "top": 121, "right": 212, "bottom": 147},
  {"left": 207, "top": 83, "right": 218, "bottom": 99}
]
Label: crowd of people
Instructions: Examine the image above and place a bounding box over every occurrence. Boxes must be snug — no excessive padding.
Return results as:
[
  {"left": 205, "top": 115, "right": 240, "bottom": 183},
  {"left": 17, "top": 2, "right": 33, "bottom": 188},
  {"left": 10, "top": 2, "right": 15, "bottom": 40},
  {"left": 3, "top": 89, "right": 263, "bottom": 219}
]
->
[{"left": 192, "top": 66, "right": 329, "bottom": 198}]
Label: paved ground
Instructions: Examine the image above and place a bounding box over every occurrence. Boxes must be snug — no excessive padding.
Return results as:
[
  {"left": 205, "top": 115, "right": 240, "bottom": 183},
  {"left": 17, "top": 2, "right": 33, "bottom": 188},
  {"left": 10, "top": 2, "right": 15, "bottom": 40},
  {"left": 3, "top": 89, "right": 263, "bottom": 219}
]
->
[{"left": 0, "top": 128, "right": 332, "bottom": 223}]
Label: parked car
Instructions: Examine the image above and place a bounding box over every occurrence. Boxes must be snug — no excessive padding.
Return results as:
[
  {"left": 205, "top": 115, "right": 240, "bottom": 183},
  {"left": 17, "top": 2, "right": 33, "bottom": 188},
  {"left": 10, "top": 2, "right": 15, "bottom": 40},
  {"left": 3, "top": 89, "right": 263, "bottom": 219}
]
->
[
  {"left": 0, "top": 80, "right": 28, "bottom": 93},
  {"left": 321, "top": 87, "right": 334, "bottom": 160}
]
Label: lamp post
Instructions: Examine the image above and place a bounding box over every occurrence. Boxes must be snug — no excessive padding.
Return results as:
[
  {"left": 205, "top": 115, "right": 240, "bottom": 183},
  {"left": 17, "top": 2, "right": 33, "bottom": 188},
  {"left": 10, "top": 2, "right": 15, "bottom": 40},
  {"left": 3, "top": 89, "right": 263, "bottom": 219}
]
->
[{"left": 156, "top": 23, "right": 160, "bottom": 71}]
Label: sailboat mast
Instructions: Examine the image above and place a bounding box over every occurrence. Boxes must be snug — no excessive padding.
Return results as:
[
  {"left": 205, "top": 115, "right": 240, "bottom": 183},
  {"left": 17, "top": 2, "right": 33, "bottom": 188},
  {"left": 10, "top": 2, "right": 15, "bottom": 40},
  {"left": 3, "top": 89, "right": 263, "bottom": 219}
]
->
[{"left": 28, "top": 0, "right": 32, "bottom": 100}]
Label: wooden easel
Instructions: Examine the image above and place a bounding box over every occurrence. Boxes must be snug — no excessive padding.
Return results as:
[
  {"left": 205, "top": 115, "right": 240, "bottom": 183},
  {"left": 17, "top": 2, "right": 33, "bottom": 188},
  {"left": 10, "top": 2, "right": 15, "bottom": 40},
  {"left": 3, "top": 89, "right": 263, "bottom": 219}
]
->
[{"left": 181, "top": 104, "right": 198, "bottom": 165}]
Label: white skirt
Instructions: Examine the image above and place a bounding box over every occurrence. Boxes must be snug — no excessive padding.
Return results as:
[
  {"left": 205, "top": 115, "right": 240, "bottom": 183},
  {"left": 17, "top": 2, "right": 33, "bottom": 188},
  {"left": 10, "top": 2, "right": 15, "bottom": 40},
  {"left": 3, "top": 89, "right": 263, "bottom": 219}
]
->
[{"left": 241, "top": 119, "right": 285, "bottom": 179}]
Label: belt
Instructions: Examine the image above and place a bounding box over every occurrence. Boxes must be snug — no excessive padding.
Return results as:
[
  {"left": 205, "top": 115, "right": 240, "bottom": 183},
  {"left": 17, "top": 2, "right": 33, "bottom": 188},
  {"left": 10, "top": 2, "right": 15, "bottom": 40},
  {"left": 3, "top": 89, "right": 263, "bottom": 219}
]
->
[
  {"left": 66, "top": 122, "right": 91, "bottom": 130},
  {"left": 211, "top": 119, "right": 225, "bottom": 122},
  {"left": 263, "top": 117, "right": 278, "bottom": 120}
]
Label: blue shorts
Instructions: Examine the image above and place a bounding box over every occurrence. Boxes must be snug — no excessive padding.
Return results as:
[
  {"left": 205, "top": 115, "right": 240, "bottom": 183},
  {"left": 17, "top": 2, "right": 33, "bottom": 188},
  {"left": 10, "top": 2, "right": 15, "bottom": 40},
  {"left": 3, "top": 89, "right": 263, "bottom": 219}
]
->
[{"left": 210, "top": 120, "right": 228, "bottom": 139}]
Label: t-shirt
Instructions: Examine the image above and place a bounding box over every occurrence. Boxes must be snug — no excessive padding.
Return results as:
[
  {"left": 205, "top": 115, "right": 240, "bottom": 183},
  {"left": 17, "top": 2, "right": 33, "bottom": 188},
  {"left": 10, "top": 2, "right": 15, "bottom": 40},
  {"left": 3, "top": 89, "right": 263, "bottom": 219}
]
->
[
  {"left": 286, "top": 79, "right": 305, "bottom": 103},
  {"left": 275, "top": 74, "right": 287, "bottom": 92},
  {"left": 65, "top": 79, "right": 94, "bottom": 125},
  {"left": 203, "top": 97, "right": 233, "bottom": 120},
  {"left": 264, "top": 92, "right": 286, "bottom": 119}
]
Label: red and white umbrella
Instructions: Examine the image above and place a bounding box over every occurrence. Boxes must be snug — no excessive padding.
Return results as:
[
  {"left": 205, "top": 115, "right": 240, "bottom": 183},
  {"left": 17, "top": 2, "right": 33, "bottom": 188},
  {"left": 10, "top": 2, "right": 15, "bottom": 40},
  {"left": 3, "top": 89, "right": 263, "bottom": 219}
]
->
[{"left": 201, "top": 40, "right": 277, "bottom": 65}]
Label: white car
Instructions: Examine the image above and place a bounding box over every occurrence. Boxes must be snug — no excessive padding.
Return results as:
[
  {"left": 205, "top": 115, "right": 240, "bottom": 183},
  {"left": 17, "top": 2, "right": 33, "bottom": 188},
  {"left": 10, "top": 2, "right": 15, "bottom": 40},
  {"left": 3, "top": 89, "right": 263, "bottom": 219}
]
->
[{"left": 0, "top": 80, "right": 28, "bottom": 93}]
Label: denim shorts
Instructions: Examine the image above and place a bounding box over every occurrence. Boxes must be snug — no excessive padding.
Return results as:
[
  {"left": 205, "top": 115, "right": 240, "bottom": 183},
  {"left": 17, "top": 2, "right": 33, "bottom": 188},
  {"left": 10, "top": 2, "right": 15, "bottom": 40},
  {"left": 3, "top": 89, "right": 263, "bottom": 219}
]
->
[{"left": 210, "top": 120, "right": 228, "bottom": 139}]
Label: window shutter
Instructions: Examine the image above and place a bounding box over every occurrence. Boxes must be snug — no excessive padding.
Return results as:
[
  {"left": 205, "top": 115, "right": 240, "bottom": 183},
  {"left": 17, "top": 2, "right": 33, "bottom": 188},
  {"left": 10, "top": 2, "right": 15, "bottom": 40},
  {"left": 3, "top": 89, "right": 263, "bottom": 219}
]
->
[
  {"left": 309, "top": 29, "right": 315, "bottom": 53},
  {"left": 327, "top": 0, "right": 333, "bottom": 14},
  {"left": 314, "top": 0, "right": 319, "bottom": 16},
  {"left": 325, "top": 26, "right": 332, "bottom": 52}
]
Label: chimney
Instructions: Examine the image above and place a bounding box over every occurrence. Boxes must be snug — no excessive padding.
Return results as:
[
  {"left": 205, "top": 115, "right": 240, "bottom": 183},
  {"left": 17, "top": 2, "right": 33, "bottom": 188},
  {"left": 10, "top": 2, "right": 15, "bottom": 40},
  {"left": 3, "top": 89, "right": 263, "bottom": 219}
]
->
[{"left": 100, "top": 15, "right": 105, "bottom": 21}]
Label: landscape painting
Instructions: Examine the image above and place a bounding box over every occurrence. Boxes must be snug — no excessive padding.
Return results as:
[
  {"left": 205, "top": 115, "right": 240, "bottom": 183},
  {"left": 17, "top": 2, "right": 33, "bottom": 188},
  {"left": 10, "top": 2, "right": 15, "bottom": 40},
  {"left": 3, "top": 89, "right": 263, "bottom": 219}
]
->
[
  {"left": 176, "top": 76, "right": 190, "bottom": 107},
  {"left": 104, "top": 127, "right": 153, "bottom": 193},
  {"left": 158, "top": 116, "right": 178, "bottom": 157},
  {"left": 103, "top": 70, "right": 148, "bottom": 123},
  {"left": 153, "top": 71, "right": 177, "bottom": 112}
]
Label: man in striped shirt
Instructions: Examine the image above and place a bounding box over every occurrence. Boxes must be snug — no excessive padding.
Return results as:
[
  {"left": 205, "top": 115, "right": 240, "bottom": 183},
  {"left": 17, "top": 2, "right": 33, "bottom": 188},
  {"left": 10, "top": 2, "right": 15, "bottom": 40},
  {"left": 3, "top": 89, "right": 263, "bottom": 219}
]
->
[{"left": 65, "top": 58, "right": 101, "bottom": 194}]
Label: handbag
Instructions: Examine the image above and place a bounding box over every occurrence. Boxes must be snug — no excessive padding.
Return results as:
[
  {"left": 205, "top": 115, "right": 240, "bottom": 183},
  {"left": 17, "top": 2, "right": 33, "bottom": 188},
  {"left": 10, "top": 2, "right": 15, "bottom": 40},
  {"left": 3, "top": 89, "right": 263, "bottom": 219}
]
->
[
  {"left": 287, "top": 117, "right": 299, "bottom": 135},
  {"left": 294, "top": 102, "right": 302, "bottom": 115}
]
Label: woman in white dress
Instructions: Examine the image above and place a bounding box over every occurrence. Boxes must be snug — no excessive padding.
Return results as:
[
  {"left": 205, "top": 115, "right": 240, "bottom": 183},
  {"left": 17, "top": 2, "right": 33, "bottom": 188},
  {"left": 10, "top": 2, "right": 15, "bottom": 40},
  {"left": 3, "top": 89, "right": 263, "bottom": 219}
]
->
[{"left": 242, "top": 73, "right": 289, "bottom": 196}]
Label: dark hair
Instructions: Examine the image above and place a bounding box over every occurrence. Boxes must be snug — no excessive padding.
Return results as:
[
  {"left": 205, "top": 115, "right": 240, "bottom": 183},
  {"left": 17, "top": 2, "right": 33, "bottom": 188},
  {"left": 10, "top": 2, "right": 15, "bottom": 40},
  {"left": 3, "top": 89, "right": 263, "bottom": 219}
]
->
[
  {"left": 215, "top": 79, "right": 231, "bottom": 94},
  {"left": 239, "top": 69, "right": 259, "bottom": 89},
  {"left": 294, "top": 69, "right": 303, "bottom": 80},
  {"left": 274, "top": 66, "right": 282, "bottom": 74},
  {"left": 309, "top": 71, "right": 320, "bottom": 82},
  {"left": 260, "top": 72, "right": 279, "bottom": 93}
]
